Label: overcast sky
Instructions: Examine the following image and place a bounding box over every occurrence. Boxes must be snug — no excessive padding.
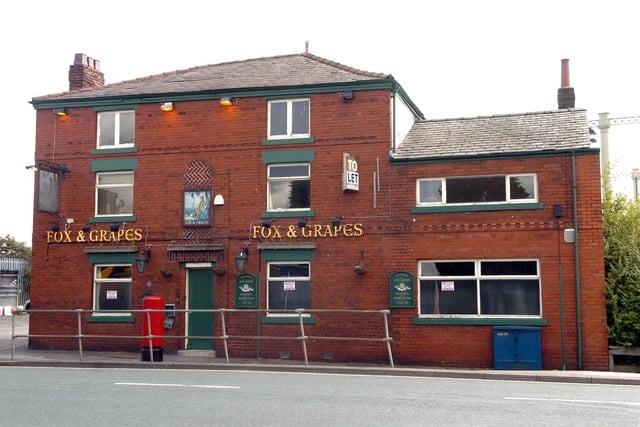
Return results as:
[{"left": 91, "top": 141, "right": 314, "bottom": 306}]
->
[{"left": 2, "top": 0, "right": 639, "bottom": 245}]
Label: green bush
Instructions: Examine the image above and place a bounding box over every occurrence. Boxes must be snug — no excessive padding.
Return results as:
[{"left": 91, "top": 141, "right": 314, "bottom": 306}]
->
[{"left": 603, "top": 183, "right": 640, "bottom": 347}]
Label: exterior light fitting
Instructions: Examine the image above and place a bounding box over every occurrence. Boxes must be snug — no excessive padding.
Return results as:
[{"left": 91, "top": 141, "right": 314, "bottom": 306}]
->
[
  {"left": 82, "top": 223, "right": 91, "bottom": 233},
  {"left": 331, "top": 216, "right": 342, "bottom": 227},
  {"left": 135, "top": 249, "right": 151, "bottom": 273},
  {"left": 354, "top": 250, "right": 368, "bottom": 275},
  {"left": 235, "top": 244, "right": 249, "bottom": 272},
  {"left": 160, "top": 102, "right": 174, "bottom": 112},
  {"left": 261, "top": 219, "right": 272, "bottom": 229},
  {"left": 338, "top": 90, "right": 353, "bottom": 101},
  {"left": 53, "top": 108, "right": 67, "bottom": 116},
  {"left": 298, "top": 218, "right": 307, "bottom": 228},
  {"left": 25, "top": 165, "right": 38, "bottom": 171},
  {"left": 51, "top": 223, "right": 60, "bottom": 232},
  {"left": 109, "top": 223, "right": 119, "bottom": 232},
  {"left": 220, "top": 97, "right": 238, "bottom": 107}
]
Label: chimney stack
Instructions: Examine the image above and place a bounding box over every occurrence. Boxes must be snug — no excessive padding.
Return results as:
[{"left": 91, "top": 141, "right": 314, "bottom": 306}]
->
[
  {"left": 68, "top": 53, "right": 104, "bottom": 91},
  {"left": 557, "top": 58, "right": 575, "bottom": 109}
]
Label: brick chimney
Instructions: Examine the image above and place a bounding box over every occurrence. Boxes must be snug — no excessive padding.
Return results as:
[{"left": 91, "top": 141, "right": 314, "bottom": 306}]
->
[
  {"left": 68, "top": 53, "right": 104, "bottom": 91},
  {"left": 557, "top": 58, "right": 575, "bottom": 109}
]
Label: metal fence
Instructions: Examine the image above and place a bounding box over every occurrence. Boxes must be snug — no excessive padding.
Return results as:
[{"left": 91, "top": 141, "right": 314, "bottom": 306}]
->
[
  {"left": 0, "top": 257, "right": 30, "bottom": 308},
  {"left": 12, "top": 308, "right": 394, "bottom": 367}
]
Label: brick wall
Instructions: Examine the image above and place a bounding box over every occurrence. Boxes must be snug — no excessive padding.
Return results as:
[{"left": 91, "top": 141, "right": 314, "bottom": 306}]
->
[{"left": 30, "top": 90, "right": 608, "bottom": 369}]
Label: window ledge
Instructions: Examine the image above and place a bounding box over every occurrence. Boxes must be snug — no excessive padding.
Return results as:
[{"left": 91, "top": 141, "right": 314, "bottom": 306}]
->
[
  {"left": 91, "top": 147, "right": 138, "bottom": 155},
  {"left": 260, "top": 316, "right": 315, "bottom": 325},
  {"left": 88, "top": 315, "right": 134, "bottom": 323},
  {"left": 262, "top": 136, "right": 315, "bottom": 146},
  {"left": 411, "top": 202, "right": 543, "bottom": 214},
  {"left": 412, "top": 317, "right": 547, "bottom": 326},
  {"left": 90, "top": 215, "right": 136, "bottom": 223},
  {"left": 261, "top": 209, "right": 315, "bottom": 219}
]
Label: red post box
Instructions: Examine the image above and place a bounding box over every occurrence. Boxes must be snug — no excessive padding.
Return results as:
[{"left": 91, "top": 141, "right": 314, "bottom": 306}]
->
[{"left": 141, "top": 295, "right": 165, "bottom": 361}]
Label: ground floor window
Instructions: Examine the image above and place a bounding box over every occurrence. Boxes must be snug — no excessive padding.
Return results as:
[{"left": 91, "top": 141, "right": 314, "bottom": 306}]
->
[
  {"left": 267, "top": 262, "right": 310, "bottom": 313},
  {"left": 418, "top": 259, "right": 540, "bottom": 316},
  {"left": 93, "top": 264, "right": 132, "bottom": 313}
]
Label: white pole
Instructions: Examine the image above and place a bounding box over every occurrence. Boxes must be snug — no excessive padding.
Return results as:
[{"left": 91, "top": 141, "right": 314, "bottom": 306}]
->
[{"left": 598, "top": 112, "right": 610, "bottom": 184}]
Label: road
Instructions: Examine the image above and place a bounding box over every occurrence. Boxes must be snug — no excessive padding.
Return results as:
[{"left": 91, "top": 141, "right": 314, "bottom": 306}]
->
[{"left": 0, "top": 366, "right": 638, "bottom": 426}]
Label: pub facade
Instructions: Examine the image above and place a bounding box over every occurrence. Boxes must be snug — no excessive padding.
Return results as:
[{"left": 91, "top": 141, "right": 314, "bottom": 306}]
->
[{"left": 29, "top": 53, "right": 608, "bottom": 369}]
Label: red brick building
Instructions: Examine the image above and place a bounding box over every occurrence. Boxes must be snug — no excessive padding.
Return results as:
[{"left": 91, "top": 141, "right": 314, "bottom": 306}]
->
[{"left": 29, "top": 53, "right": 608, "bottom": 369}]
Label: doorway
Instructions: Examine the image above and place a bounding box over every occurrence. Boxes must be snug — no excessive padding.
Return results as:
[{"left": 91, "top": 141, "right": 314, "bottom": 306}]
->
[{"left": 186, "top": 267, "right": 214, "bottom": 350}]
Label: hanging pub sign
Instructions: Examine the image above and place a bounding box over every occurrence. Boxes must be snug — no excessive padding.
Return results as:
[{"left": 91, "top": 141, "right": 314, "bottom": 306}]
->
[
  {"left": 235, "top": 273, "right": 258, "bottom": 309},
  {"left": 342, "top": 153, "right": 359, "bottom": 192},
  {"left": 389, "top": 272, "right": 414, "bottom": 308}
]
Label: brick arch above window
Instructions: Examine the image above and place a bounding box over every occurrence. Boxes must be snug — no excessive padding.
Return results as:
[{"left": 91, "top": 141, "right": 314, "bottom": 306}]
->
[{"left": 183, "top": 160, "right": 212, "bottom": 190}]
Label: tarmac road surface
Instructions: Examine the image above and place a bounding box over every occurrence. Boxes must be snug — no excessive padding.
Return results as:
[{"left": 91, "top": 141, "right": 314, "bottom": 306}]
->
[{"left": 0, "top": 366, "right": 638, "bottom": 426}]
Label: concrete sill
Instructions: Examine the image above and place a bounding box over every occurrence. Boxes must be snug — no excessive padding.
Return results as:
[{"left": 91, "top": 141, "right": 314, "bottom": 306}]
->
[
  {"left": 261, "top": 136, "right": 315, "bottom": 146},
  {"left": 260, "top": 316, "right": 315, "bottom": 325},
  {"left": 411, "top": 202, "right": 544, "bottom": 214},
  {"left": 413, "top": 317, "right": 547, "bottom": 326}
]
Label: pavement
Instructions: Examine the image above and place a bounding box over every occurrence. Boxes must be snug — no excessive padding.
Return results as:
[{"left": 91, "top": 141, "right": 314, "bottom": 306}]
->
[{"left": 2, "top": 314, "right": 639, "bottom": 386}]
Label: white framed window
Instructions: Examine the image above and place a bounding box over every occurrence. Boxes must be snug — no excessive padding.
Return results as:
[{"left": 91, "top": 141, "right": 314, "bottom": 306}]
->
[
  {"left": 416, "top": 174, "right": 537, "bottom": 206},
  {"left": 267, "top": 99, "right": 310, "bottom": 139},
  {"left": 95, "top": 171, "right": 134, "bottom": 216},
  {"left": 267, "top": 261, "right": 311, "bottom": 314},
  {"left": 93, "top": 264, "right": 132, "bottom": 314},
  {"left": 97, "top": 110, "right": 135, "bottom": 148},
  {"left": 267, "top": 163, "right": 310, "bottom": 211},
  {"left": 418, "top": 259, "right": 541, "bottom": 317}
]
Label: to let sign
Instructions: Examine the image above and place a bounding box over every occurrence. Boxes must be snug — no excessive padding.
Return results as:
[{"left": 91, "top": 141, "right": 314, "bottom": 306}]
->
[
  {"left": 235, "top": 274, "right": 258, "bottom": 308},
  {"left": 389, "top": 272, "right": 414, "bottom": 308},
  {"left": 342, "top": 153, "right": 359, "bottom": 191}
]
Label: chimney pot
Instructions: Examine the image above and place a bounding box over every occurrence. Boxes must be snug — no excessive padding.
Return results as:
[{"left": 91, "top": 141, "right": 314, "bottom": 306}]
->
[{"left": 557, "top": 58, "right": 575, "bottom": 109}]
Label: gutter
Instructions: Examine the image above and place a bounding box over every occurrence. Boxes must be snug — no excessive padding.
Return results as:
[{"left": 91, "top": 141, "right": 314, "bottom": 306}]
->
[
  {"left": 571, "top": 152, "right": 583, "bottom": 369},
  {"left": 389, "top": 147, "right": 600, "bottom": 164}
]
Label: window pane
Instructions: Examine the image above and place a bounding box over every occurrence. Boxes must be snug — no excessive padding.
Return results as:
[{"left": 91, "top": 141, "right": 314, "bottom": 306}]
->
[
  {"left": 98, "top": 172, "right": 133, "bottom": 186},
  {"left": 269, "top": 263, "right": 310, "bottom": 278},
  {"left": 420, "top": 279, "right": 477, "bottom": 315},
  {"left": 269, "top": 180, "right": 310, "bottom": 210},
  {"left": 96, "top": 266, "right": 132, "bottom": 279},
  {"left": 291, "top": 100, "right": 309, "bottom": 135},
  {"left": 268, "top": 164, "right": 310, "bottom": 178},
  {"left": 119, "top": 111, "right": 135, "bottom": 145},
  {"left": 420, "top": 261, "right": 475, "bottom": 277},
  {"left": 269, "top": 102, "right": 287, "bottom": 136},
  {"left": 38, "top": 170, "right": 58, "bottom": 212},
  {"left": 98, "top": 113, "right": 115, "bottom": 147},
  {"left": 480, "top": 279, "right": 540, "bottom": 315},
  {"left": 97, "top": 187, "right": 133, "bottom": 215},
  {"left": 419, "top": 180, "right": 442, "bottom": 204},
  {"left": 446, "top": 176, "right": 506, "bottom": 203},
  {"left": 96, "top": 282, "right": 131, "bottom": 311},
  {"left": 510, "top": 175, "right": 535, "bottom": 200},
  {"left": 481, "top": 261, "right": 537, "bottom": 276},
  {"left": 268, "top": 280, "right": 310, "bottom": 310}
]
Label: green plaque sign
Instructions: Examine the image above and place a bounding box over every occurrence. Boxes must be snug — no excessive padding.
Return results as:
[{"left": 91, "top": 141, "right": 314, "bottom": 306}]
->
[
  {"left": 390, "top": 272, "right": 414, "bottom": 308},
  {"left": 235, "top": 274, "right": 258, "bottom": 308}
]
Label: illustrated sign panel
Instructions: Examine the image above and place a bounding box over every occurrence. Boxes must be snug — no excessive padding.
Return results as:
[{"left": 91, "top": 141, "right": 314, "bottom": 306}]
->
[
  {"left": 235, "top": 274, "right": 258, "bottom": 308},
  {"left": 184, "top": 190, "right": 212, "bottom": 226},
  {"left": 390, "top": 272, "right": 414, "bottom": 308},
  {"left": 342, "top": 153, "right": 359, "bottom": 191}
]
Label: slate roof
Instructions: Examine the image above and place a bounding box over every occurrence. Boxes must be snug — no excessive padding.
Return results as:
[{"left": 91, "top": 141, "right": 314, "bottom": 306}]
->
[
  {"left": 394, "top": 109, "right": 592, "bottom": 160},
  {"left": 33, "top": 53, "right": 389, "bottom": 102}
]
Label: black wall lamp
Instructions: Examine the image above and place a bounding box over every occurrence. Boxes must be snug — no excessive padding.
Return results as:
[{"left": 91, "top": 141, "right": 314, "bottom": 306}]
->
[
  {"left": 331, "top": 216, "right": 342, "bottom": 227},
  {"left": 135, "top": 248, "right": 151, "bottom": 273},
  {"left": 298, "top": 217, "right": 308, "bottom": 228},
  {"left": 261, "top": 219, "right": 272, "bottom": 229},
  {"left": 235, "top": 243, "right": 249, "bottom": 272},
  {"left": 110, "top": 223, "right": 119, "bottom": 232},
  {"left": 51, "top": 223, "right": 60, "bottom": 232}
]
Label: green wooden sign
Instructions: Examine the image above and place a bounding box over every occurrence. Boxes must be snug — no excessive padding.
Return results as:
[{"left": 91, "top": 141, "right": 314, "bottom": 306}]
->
[
  {"left": 235, "top": 274, "right": 258, "bottom": 308},
  {"left": 390, "top": 272, "right": 414, "bottom": 308}
]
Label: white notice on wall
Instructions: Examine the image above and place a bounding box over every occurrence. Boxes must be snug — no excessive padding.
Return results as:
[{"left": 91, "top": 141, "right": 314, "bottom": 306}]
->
[
  {"left": 283, "top": 282, "right": 296, "bottom": 291},
  {"left": 441, "top": 281, "right": 455, "bottom": 292},
  {"left": 106, "top": 290, "right": 118, "bottom": 300}
]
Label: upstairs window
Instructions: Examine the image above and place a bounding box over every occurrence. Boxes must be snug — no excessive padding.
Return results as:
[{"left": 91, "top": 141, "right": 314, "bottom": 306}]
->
[
  {"left": 97, "top": 111, "right": 135, "bottom": 148},
  {"left": 417, "top": 174, "right": 537, "bottom": 206},
  {"left": 268, "top": 99, "right": 310, "bottom": 139},
  {"left": 267, "top": 163, "right": 310, "bottom": 211},
  {"left": 95, "top": 172, "right": 134, "bottom": 216}
]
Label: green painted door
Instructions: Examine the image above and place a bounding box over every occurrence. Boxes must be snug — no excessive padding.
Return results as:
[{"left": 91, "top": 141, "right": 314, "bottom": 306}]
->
[{"left": 187, "top": 268, "right": 214, "bottom": 350}]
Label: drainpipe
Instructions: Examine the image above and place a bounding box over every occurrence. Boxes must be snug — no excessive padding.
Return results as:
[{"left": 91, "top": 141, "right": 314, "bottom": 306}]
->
[{"left": 571, "top": 153, "right": 583, "bottom": 369}]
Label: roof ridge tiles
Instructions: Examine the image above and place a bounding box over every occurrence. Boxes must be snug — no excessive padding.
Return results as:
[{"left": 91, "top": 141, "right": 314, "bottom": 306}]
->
[
  {"left": 415, "top": 109, "right": 588, "bottom": 123},
  {"left": 301, "top": 52, "right": 388, "bottom": 79}
]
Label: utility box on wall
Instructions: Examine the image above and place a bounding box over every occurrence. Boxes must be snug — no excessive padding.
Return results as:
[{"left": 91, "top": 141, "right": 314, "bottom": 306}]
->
[{"left": 493, "top": 326, "right": 542, "bottom": 370}]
